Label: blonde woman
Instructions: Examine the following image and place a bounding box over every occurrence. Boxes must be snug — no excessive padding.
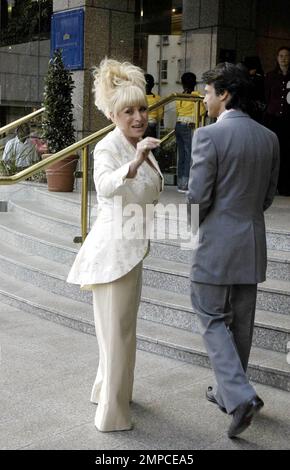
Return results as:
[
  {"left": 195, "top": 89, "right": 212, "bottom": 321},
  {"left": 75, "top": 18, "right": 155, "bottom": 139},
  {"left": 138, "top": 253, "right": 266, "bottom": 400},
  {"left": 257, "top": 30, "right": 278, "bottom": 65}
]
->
[{"left": 67, "top": 58, "right": 163, "bottom": 432}]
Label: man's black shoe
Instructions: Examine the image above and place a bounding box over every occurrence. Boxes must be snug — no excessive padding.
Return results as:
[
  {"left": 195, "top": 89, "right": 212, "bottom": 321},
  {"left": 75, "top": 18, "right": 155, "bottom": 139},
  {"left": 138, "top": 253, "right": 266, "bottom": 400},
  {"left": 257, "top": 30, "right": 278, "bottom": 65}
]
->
[
  {"left": 228, "top": 395, "right": 264, "bottom": 438},
  {"left": 206, "top": 386, "right": 227, "bottom": 414}
]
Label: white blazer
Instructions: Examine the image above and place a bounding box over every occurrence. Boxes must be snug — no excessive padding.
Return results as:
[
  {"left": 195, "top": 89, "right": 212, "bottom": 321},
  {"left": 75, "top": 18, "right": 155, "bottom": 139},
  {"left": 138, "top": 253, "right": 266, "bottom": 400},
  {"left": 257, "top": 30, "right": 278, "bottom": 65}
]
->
[{"left": 67, "top": 126, "right": 163, "bottom": 287}]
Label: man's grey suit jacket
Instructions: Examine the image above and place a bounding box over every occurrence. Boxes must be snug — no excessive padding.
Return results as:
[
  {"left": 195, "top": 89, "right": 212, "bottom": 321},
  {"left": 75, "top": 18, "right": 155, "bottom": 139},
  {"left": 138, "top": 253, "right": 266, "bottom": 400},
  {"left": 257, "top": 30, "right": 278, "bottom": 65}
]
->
[{"left": 187, "top": 110, "right": 280, "bottom": 285}]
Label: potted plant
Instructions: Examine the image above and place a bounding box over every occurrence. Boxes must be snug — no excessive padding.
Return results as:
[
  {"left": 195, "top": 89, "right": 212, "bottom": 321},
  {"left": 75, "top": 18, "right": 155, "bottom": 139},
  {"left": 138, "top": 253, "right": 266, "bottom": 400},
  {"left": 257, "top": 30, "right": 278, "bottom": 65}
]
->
[{"left": 42, "top": 48, "right": 78, "bottom": 192}]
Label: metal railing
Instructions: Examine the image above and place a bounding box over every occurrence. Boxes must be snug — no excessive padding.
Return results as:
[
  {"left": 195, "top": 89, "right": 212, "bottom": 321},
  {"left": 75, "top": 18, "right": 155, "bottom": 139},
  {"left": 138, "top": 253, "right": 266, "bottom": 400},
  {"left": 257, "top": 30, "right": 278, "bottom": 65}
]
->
[
  {"left": 0, "top": 107, "right": 45, "bottom": 136},
  {"left": 0, "top": 93, "right": 205, "bottom": 242}
]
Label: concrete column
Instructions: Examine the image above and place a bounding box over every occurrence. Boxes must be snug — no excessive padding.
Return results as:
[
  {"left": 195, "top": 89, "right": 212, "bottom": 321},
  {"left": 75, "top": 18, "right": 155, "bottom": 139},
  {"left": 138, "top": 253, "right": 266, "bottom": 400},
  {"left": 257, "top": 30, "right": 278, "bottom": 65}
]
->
[
  {"left": 181, "top": 0, "right": 219, "bottom": 84},
  {"left": 217, "top": 0, "right": 257, "bottom": 63},
  {"left": 53, "top": 0, "right": 135, "bottom": 138},
  {"left": 181, "top": 0, "right": 256, "bottom": 84}
]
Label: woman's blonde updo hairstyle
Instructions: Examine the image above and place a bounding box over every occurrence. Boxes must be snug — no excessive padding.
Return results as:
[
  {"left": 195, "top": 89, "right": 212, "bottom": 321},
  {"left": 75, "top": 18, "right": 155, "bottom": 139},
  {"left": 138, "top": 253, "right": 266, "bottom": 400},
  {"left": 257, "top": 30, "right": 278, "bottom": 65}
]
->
[{"left": 93, "top": 58, "right": 147, "bottom": 119}]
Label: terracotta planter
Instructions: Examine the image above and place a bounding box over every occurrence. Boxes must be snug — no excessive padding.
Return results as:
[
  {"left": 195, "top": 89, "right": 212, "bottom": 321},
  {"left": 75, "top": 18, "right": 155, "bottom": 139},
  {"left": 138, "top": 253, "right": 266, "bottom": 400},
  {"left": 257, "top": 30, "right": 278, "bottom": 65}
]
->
[{"left": 42, "top": 154, "right": 79, "bottom": 192}]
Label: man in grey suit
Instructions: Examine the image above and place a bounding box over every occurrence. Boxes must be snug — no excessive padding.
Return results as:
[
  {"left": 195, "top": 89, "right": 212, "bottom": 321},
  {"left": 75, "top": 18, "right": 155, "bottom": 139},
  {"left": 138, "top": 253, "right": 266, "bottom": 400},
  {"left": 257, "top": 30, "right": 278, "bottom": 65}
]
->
[{"left": 187, "top": 63, "right": 280, "bottom": 438}]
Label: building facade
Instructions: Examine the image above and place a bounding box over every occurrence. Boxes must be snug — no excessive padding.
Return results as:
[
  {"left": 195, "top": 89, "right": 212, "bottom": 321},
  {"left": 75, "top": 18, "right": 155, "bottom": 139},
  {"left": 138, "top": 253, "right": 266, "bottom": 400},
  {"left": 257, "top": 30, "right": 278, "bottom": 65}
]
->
[{"left": 1, "top": 0, "right": 290, "bottom": 138}]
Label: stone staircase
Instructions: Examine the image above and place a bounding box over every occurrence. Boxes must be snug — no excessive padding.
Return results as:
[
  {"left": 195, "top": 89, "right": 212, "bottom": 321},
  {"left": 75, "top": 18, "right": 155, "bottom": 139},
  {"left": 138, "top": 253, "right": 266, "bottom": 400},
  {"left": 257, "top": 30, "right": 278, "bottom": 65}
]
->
[{"left": 0, "top": 182, "right": 290, "bottom": 391}]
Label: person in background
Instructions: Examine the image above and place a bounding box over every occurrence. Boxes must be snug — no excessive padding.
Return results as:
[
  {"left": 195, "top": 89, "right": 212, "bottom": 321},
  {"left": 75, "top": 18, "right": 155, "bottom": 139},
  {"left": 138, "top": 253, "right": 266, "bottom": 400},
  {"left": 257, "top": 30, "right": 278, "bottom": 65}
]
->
[
  {"left": 243, "top": 56, "right": 266, "bottom": 123},
  {"left": 264, "top": 46, "right": 290, "bottom": 196},
  {"left": 2, "top": 123, "right": 39, "bottom": 171},
  {"left": 175, "top": 72, "right": 206, "bottom": 193},
  {"left": 67, "top": 58, "right": 163, "bottom": 433},
  {"left": 144, "top": 73, "right": 164, "bottom": 138}
]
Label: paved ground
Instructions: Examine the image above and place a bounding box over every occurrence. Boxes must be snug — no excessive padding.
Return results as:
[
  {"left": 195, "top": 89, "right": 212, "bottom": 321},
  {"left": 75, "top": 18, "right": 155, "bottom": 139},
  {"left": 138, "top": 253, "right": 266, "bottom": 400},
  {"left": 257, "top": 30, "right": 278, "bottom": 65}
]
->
[{"left": 0, "top": 303, "right": 289, "bottom": 450}]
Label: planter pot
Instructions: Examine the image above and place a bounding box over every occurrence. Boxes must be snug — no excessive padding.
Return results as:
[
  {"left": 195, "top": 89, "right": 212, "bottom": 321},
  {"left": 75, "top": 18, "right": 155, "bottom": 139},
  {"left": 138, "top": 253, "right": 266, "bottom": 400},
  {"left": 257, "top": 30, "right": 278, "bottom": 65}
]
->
[{"left": 42, "top": 154, "right": 79, "bottom": 192}]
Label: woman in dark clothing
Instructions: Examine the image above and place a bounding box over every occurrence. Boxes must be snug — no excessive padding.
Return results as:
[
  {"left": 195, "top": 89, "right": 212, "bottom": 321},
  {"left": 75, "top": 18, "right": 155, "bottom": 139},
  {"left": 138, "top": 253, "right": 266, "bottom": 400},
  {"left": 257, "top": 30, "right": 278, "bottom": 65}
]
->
[{"left": 264, "top": 47, "right": 290, "bottom": 196}]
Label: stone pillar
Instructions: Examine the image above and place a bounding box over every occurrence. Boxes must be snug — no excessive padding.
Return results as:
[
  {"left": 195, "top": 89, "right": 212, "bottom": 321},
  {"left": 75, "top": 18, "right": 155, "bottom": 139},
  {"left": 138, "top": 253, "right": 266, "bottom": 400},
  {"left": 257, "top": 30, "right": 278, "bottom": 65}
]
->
[
  {"left": 181, "top": 0, "right": 219, "bottom": 85},
  {"left": 53, "top": 0, "right": 135, "bottom": 138},
  {"left": 217, "top": 0, "right": 257, "bottom": 63},
  {"left": 181, "top": 0, "right": 256, "bottom": 84}
]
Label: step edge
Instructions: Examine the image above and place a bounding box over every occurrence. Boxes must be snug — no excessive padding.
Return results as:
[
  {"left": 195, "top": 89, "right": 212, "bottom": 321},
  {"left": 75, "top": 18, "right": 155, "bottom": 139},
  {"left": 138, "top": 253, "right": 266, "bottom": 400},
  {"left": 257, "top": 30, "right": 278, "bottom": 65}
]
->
[
  {"left": 0, "top": 218, "right": 77, "bottom": 254},
  {"left": 9, "top": 200, "right": 80, "bottom": 229},
  {"left": 1, "top": 288, "right": 288, "bottom": 377}
]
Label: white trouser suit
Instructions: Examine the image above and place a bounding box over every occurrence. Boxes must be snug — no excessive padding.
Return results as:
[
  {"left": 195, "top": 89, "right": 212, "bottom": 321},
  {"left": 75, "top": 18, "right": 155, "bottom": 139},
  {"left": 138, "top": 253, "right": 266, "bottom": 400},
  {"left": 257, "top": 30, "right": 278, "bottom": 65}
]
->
[
  {"left": 67, "top": 127, "right": 163, "bottom": 431},
  {"left": 90, "top": 262, "right": 142, "bottom": 431}
]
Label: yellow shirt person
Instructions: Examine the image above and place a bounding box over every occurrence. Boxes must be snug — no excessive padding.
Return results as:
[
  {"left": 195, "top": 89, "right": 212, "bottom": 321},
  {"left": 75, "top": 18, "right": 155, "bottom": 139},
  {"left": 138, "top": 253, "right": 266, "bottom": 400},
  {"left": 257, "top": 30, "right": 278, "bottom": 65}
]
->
[
  {"left": 176, "top": 90, "right": 206, "bottom": 125},
  {"left": 147, "top": 93, "right": 164, "bottom": 123},
  {"left": 175, "top": 72, "right": 206, "bottom": 192}
]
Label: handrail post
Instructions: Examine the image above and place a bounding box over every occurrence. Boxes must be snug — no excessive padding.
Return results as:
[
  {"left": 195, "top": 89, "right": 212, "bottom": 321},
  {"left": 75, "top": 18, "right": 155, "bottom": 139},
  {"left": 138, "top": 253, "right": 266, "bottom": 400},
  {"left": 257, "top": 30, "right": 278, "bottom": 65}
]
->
[
  {"left": 0, "top": 107, "right": 45, "bottom": 136},
  {"left": 81, "top": 146, "right": 89, "bottom": 243},
  {"left": 195, "top": 100, "right": 201, "bottom": 129}
]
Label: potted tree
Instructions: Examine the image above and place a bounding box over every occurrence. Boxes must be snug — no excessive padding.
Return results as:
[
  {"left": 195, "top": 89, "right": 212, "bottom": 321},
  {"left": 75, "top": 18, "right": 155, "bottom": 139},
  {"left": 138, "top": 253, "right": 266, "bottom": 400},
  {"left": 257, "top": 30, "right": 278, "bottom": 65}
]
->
[{"left": 42, "top": 49, "right": 78, "bottom": 192}]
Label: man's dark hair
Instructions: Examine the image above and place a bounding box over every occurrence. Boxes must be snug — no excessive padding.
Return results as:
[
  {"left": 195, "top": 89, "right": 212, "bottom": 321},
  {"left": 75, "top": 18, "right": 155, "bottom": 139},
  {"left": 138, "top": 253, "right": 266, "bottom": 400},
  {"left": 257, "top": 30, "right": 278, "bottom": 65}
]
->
[
  {"left": 181, "top": 72, "right": 196, "bottom": 92},
  {"left": 202, "top": 62, "right": 252, "bottom": 112},
  {"left": 243, "top": 56, "right": 264, "bottom": 76},
  {"left": 145, "top": 73, "right": 155, "bottom": 94}
]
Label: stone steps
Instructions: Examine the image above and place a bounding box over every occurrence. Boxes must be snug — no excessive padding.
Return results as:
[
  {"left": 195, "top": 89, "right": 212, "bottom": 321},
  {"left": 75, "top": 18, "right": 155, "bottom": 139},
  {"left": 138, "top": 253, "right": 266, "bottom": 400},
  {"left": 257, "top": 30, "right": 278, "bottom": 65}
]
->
[
  {"left": 140, "top": 286, "right": 290, "bottom": 353},
  {"left": 6, "top": 191, "right": 290, "bottom": 253},
  {"left": 0, "top": 237, "right": 289, "bottom": 355},
  {"left": 0, "top": 225, "right": 289, "bottom": 317},
  {"left": 137, "top": 317, "right": 290, "bottom": 392},
  {"left": 143, "top": 257, "right": 290, "bottom": 315},
  {"left": 150, "top": 239, "right": 290, "bottom": 280},
  {"left": 0, "top": 183, "right": 290, "bottom": 392},
  {"left": 0, "top": 213, "right": 76, "bottom": 264},
  {"left": 2, "top": 210, "right": 290, "bottom": 289},
  {"left": 0, "top": 271, "right": 289, "bottom": 392},
  {"left": 34, "top": 186, "right": 97, "bottom": 216},
  {"left": 8, "top": 199, "right": 80, "bottom": 239}
]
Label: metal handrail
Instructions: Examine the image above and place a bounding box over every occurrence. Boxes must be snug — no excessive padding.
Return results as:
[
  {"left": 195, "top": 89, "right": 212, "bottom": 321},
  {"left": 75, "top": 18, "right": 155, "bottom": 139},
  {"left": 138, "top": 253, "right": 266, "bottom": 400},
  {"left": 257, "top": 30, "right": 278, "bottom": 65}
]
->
[
  {"left": 146, "top": 92, "right": 204, "bottom": 111},
  {"left": 0, "top": 122, "right": 115, "bottom": 185},
  {"left": 160, "top": 129, "right": 175, "bottom": 145},
  {"left": 0, "top": 107, "right": 45, "bottom": 136},
  {"left": 0, "top": 93, "right": 204, "bottom": 184},
  {"left": 0, "top": 93, "right": 205, "bottom": 242}
]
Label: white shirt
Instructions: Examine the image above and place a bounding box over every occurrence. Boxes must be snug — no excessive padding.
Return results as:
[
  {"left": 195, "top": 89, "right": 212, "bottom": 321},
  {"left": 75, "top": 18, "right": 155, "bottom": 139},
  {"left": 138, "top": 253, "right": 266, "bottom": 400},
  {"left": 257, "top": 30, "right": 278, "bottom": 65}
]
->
[
  {"left": 67, "top": 126, "right": 164, "bottom": 287},
  {"left": 216, "top": 108, "right": 236, "bottom": 122},
  {"left": 2, "top": 136, "right": 39, "bottom": 168}
]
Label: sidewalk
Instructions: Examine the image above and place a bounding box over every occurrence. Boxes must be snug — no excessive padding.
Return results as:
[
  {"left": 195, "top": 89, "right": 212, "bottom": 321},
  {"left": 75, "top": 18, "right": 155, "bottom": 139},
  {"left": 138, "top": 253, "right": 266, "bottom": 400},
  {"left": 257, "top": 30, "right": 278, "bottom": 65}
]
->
[{"left": 0, "top": 303, "right": 289, "bottom": 450}]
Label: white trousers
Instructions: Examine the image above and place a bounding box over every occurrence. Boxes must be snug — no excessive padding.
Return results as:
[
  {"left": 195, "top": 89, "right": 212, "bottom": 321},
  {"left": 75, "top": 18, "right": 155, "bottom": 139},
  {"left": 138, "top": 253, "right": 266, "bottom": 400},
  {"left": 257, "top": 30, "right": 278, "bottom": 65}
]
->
[{"left": 90, "top": 262, "right": 142, "bottom": 432}]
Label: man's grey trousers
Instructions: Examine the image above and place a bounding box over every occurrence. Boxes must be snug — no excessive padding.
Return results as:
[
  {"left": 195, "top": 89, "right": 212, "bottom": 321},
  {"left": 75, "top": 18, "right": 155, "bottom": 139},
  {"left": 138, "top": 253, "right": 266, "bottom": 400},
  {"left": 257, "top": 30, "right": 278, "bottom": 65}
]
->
[{"left": 190, "top": 282, "right": 257, "bottom": 414}]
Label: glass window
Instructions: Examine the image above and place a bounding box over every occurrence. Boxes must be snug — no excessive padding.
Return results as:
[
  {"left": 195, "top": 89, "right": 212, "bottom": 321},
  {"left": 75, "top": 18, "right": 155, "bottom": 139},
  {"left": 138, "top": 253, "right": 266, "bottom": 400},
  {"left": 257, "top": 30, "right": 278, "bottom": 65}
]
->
[
  {"left": 0, "top": 0, "right": 52, "bottom": 47},
  {"left": 158, "top": 59, "right": 168, "bottom": 81}
]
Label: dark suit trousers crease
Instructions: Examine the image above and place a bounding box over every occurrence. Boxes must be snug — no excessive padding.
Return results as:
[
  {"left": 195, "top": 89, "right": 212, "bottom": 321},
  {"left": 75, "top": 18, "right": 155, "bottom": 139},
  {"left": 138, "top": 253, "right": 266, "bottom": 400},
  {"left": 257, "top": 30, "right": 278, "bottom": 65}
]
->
[{"left": 190, "top": 281, "right": 257, "bottom": 414}]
